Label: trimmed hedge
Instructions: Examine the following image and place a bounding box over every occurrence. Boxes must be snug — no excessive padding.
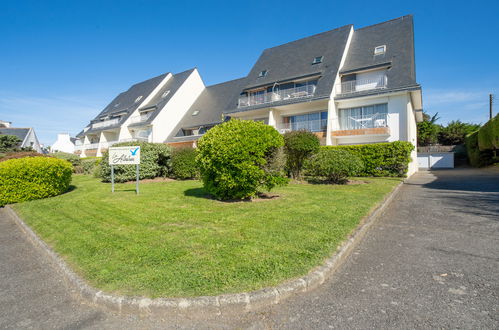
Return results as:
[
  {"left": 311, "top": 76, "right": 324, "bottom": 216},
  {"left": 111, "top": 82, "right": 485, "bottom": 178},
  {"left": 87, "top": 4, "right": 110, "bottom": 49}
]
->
[
  {"left": 305, "top": 149, "right": 363, "bottom": 184},
  {"left": 321, "top": 141, "right": 414, "bottom": 177},
  {"left": 197, "top": 120, "right": 287, "bottom": 200},
  {"left": 466, "top": 131, "right": 495, "bottom": 167},
  {"left": 171, "top": 147, "right": 198, "bottom": 179},
  {"left": 478, "top": 114, "right": 499, "bottom": 151},
  {"left": 0, "top": 157, "right": 73, "bottom": 206},
  {"left": 100, "top": 142, "right": 172, "bottom": 182}
]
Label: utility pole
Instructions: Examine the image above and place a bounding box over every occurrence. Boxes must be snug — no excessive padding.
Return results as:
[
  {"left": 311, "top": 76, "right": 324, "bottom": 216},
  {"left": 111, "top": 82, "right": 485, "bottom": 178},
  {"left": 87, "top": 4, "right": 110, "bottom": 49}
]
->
[{"left": 490, "top": 94, "right": 494, "bottom": 120}]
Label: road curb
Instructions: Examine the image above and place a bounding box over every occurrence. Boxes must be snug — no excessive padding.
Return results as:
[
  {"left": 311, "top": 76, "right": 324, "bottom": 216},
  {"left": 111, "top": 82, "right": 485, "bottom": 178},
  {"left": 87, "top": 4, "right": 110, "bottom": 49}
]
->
[{"left": 5, "top": 180, "right": 403, "bottom": 318}]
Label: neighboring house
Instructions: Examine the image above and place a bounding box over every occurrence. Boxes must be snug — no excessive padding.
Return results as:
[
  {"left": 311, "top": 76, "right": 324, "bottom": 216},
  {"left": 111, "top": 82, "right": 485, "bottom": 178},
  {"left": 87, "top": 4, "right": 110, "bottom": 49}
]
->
[
  {"left": 77, "top": 15, "right": 422, "bottom": 174},
  {"left": 167, "top": 15, "right": 422, "bottom": 175},
  {"left": 75, "top": 68, "right": 204, "bottom": 157},
  {"left": 0, "top": 121, "right": 43, "bottom": 153},
  {"left": 51, "top": 133, "right": 76, "bottom": 153}
]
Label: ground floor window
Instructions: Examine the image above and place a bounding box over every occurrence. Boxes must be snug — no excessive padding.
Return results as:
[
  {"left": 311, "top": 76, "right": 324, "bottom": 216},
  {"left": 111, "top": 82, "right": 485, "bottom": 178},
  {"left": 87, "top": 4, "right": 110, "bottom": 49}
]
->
[
  {"left": 339, "top": 103, "right": 388, "bottom": 130},
  {"left": 283, "top": 111, "right": 327, "bottom": 132}
]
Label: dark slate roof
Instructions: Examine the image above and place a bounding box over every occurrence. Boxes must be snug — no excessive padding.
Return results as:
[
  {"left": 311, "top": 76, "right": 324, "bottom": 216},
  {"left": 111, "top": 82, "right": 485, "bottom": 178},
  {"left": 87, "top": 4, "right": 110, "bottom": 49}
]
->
[
  {"left": 0, "top": 127, "right": 30, "bottom": 143},
  {"left": 226, "top": 25, "right": 352, "bottom": 113},
  {"left": 166, "top": 77, "right": 247, "bottom": 142},
  {"left": 340, "top": 15, "right": 418, "bottom": 92},
  {"left": 128, "top": 68, "right": 196, "bottom": 128},
  {"left": 82, "top": 72, "right": 169, "bottom": 135}
]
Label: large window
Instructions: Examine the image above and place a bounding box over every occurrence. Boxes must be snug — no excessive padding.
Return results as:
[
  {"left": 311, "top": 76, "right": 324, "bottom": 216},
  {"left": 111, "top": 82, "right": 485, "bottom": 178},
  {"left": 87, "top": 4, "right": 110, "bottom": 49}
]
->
[
  {"left": 283, "top": 111, "right": 327, "bottom": 132},
  {"left": 339, "top": 104, "right": 388, "bottom": 130}
]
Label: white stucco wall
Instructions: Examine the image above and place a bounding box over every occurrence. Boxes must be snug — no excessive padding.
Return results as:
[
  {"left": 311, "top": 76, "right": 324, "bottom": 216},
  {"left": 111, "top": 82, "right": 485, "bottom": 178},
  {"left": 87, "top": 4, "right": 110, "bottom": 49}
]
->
[
  {"left": 150, "top": 69, "right": 205, "bottom": 143},
  {"left": 51, "top": 133, "right": 75, "bottom": 153}
]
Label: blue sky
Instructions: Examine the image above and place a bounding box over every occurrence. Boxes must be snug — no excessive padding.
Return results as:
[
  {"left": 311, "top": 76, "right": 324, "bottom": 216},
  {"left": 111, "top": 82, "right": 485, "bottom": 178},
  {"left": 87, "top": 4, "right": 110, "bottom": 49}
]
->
[{"left": 0, "top": 0, "right": 498, "bottom": 145}]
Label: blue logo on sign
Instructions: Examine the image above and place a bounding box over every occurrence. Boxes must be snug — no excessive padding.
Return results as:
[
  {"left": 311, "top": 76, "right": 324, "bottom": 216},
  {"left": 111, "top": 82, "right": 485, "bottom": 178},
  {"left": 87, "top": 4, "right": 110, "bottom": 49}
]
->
[{"left": 130, "top": 147, "right": 139, "bottom": 156}]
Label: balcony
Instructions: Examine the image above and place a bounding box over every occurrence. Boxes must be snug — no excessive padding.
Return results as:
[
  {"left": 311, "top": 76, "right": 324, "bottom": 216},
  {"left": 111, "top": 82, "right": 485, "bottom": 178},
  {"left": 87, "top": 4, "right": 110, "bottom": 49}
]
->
[
  {"left": 333, "top": 113, "right": 389, "bottom": 137},
  {"left": 275, "top": 118, "right": 327, "bottom": 134},
  {"left": 92, "top": 118, "right": 120, "bottom": 129},
  {"left": 129, "top": 112, "right": 152, "bottom": 124},
  {"left": 238, "top": 85, "right": 316, "bottom": 108},
  {"left": 336, "top": 76, "right": 387, "bottom": 95}
]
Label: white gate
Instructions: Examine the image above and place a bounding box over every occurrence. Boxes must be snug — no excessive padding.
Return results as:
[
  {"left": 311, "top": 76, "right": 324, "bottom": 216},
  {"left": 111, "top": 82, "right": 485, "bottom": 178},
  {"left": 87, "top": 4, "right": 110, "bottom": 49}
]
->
[{"left": 418, "top": 152, "right": 454, "bottom": 169}]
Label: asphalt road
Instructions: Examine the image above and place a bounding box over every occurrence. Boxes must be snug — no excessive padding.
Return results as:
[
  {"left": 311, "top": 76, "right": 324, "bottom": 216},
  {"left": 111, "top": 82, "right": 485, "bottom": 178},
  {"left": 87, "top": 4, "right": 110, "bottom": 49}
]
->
[{"left": 1, "top": 167, "right": 498, "bottom": 329}]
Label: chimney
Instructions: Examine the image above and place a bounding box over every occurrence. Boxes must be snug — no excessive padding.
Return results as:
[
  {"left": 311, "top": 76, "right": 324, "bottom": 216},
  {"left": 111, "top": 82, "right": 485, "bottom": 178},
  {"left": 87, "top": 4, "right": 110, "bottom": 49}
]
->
[{"left": 0, "top": 120, "right": 12, "bottom": 128}]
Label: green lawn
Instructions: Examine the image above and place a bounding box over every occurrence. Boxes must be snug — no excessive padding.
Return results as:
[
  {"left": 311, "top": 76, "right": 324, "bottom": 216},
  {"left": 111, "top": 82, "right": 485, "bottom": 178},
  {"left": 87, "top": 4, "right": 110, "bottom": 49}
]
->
[{"left": 13, "top": 175, "right": 400, "bottom": 298}]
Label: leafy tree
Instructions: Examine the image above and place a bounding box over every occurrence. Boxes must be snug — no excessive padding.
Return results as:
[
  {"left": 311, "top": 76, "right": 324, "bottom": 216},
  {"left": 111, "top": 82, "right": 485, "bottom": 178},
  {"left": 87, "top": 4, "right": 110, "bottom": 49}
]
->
[
  {"left": 438, "top": 120, "right": 481, "bottom": 145},
  {"left": 417, "top": 112, "right": 440, "bottom": 146},
  {"left": 0, "top": 135, "right": 21, "bottom": 152},
  {"left": 196, "top": 120, "right": 287, "bottom": 200},
  {"left": 283, "top": 130, "right": 320, "bottom": 180}
]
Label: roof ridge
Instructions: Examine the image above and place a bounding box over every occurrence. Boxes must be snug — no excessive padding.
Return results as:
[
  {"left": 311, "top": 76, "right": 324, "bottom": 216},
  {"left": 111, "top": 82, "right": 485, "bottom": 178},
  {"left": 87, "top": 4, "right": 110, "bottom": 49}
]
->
[
  {"left": 355, "top": 15, "right": 413, "bottom": 31},
  {"left": 128, "top": 72, "right": 170, "bottom": 89},
  {"left": 262, "top": 24, "right": 353, "bottom": 52},
  {"left": 172, "top": 67, "right": 197, "bottom": 76},
  {"left": 206, "top": 77, "right": 246, "bottom": 88}
]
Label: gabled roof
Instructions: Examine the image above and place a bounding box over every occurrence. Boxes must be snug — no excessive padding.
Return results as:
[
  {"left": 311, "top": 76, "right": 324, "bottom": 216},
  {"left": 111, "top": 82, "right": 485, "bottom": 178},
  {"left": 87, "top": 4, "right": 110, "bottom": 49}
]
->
[
  {"left": 225, "top": 24, "right": 352, "bottom": 113},
  {"left": 339, "top": 15, "right": 418, "bottom": 93},
  {"left": 166, "top": 77, "right": 247, "bottom": 142},
  {"left": 81, "top": 72, "right": 169, "bottom": 135},
  {"left": 128, "top": 68, "right": 196, "bottom": 128},
  {"left": 0, "top": 127, "right": 30, "bottom": 143}
]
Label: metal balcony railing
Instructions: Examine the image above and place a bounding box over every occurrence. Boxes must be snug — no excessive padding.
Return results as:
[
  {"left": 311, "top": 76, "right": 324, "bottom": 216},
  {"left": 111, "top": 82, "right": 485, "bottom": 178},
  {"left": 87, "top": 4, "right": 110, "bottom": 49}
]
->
[
  {"left": 275, "top": 118, "right": 327, "bottom": 134},
  {"left": 129, "top": 112, "right": 152, "bottom": 124},
  {"left": 336, "top": 76, "right": 387, "bottom": 94},
  {"left": 92, "top": 118, "right": 120, "bottom": 129},
  {"left": 339, "top": 113, "right": 388, "bottom": 130},
  {"left": 238, "top": 85, "right": 316, "bottom": 108}
]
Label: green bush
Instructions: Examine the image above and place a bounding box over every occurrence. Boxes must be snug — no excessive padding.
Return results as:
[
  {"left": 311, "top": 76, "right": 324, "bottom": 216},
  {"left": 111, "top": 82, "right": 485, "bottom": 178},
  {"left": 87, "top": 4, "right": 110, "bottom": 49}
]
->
[
  {"left": 466, "top": 131, "right": 495, "bottom": 167},
  {"left": 438, "top": 120, "right": 481, "bottom": 146},
  {"left": 478, "top": 114, "right": 499, "bottom": 151},
  {"left": 0, "top": 135, "right": 22, "bottom": 152},
  {"left": 321, "top": 141, "right": 414, "bottom": 177},
  {"left": 100, "top": 142, "right": 172, "bottom": 182},
  {"left": 305, "top": 149, "right": 363, "bottom": 184},
  {"left": 80, "top": 157, "right": 101, "bottom": 175},
  {"left": 0, "top": 157, "right": 73, "bottom": 206},
  {"left": 283, "top": 130, "right": 320, "bottom": 180},
  {"left": 171, "top": 147, "right": 198, "bottom": 179},
  {"left": 52, "top": 152, "right": 81, "bottom": 167},
  {"left": 196, "top": 120, "right": 287, "bottom": 200}
]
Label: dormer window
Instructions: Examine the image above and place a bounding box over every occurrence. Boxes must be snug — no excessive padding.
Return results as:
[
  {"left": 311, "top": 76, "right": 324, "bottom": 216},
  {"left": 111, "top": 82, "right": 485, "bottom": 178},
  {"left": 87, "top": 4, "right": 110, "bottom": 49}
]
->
[
  {"left": 161, "top": 90, "right": 170, "bottom": 98},
  {"left": 312, "top": 56, "right": 323, "bottom": 64},
  {"left": 258, "top": 70, "right": 268, "bottom": 78},
  {"left": 374, "top": 45, "right": 386, "bottom": 55},
  {"left": 134, "top": 95, "right": 143, "bottom": 103}
]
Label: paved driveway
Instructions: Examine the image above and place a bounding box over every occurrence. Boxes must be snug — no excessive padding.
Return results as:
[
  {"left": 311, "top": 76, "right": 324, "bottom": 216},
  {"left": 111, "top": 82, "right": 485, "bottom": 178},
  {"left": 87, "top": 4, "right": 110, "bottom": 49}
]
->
[{"left": 1, "top": 167, "right": 498, "bottom": 329}]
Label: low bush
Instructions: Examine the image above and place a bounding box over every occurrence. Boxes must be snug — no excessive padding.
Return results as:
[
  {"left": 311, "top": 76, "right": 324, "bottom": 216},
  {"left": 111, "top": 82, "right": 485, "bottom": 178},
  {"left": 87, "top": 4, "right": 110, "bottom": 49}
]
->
[
  {"left": 171, "top": 147, "right": 198, "bottom": 179},
  {"left": 81, "top": 157, "right": 101, "bottom": 175},
  {"left": 305, "top": 149, "right": 363, "bottom": 184},
  {"left": 0, "top": 157, "right": 72, "bottom": 206},
  {"left": 100, "top": 142, "right": 172, "bottom": 182},
  {"left": 321, "top": 141, "right": 414, "bottom": 177},
  {"left": 466, "top": 131, "right": 495, "bottom": 167},
  {"left": 283, "top": 130, "right": 320, "bottom": 180},
  {"left": 0, "top": 151, "right": 50, "bottom": 162},
  {"left": 52, "top": 152, "right": 81, "bottom": 167},
  {"left": 197, "top": 120, "right": 287, "bottom": 200}
]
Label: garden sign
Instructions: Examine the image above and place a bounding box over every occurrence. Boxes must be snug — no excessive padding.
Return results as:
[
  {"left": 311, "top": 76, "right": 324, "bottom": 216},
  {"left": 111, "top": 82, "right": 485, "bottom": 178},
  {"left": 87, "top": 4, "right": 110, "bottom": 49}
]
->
[{"left": 108, "top": 146, "right": 141, "bottom": 194}]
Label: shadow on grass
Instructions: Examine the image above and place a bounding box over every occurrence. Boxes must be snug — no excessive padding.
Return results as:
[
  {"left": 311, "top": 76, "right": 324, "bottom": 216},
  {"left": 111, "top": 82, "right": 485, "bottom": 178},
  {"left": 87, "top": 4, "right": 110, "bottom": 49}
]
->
[
  {"left": 61, "top": 185, "right": 77, "bottom": 195},
  {"left": 183, "top": 187, "right": 279, "bottom": 203}
]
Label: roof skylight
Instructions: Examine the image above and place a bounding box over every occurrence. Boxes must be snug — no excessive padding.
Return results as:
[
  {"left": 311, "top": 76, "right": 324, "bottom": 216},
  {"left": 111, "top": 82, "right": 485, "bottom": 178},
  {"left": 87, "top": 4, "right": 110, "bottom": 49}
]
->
[
  {"left": 192, "top": 110, "right": 200, "bottom": 116},
  {"left": 134, "top": 95, "right": 143, "bottom": 103},
  {"left": 258, "top": 70, "right": 268, "bottom": 78},
  {"left": 312, "top": 56, "right": 323, "bottom": 64},
  {"left": 374, "top": 45, "right": 386, "bottom": 55},
  {"left": 161, "top": 90, "right": 171, "bottom": 98}
]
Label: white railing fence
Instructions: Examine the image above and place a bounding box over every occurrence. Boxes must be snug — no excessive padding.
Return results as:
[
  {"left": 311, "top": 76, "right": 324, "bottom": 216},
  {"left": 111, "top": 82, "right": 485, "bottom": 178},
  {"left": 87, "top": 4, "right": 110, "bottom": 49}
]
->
[
  {"left": 336, "top": 76, "right": 387, "bottom": 94},
  {"left": 92, "top": 118, "right": 120, "bottom": 129},
  {"left": 275, "top": 118, "right": 327, "bottom": 133},
  {"left": 129, "top": 112, "right": 152, "bottom": 124},
  {"left": 238, "top": 85, "right": 316, "bottom": 108},
  {"left": 339, "top": 112, "right": 388, "bottom": 130}
]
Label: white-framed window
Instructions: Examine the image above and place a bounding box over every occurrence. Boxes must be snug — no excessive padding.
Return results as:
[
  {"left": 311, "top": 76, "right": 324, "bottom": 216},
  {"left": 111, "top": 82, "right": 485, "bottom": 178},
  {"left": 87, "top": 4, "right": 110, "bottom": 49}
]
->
[
  {"left": 312, "top": 56, "right": 323, "bottom": 64},
  {"left": 339, "top": 103, "right": 388, "bottom": 130},
  {"left": 374, "top": 45, "right": 386, "bottom": 55},
  {"left": 134, "top": 95, "right": 143, "bottom": 103}
]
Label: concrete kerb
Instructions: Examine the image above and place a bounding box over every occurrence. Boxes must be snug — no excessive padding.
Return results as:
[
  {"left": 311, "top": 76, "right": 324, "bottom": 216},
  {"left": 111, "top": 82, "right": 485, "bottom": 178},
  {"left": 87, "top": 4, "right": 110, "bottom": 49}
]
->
[{"left": 5, "top": 180, "right": 403, "bottom": 318}]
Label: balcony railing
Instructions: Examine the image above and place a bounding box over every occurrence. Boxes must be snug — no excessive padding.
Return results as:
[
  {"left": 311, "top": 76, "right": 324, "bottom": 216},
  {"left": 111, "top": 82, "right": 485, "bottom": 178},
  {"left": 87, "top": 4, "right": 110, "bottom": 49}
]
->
[
  {"left": 336, "top": 76, "right": 387, "bottom": 95},
  {"left": 129, "top": 112, "right": 152, "bottom": 124},
  {"left": 92, "top": 118, "right": 120, "bottom": 129},
  {"left": 238, "top": 85, "right": 316, "bottom": 108},
  {"left": 339, "top": 112, "right": 388, "bottom": 131},
  {"left": 75, "top": 138, "right": 148, "bottom": 151},
  {"left": 275, "top": 119, "right": 327, "bottom": 134},
  {"left": 74, "top": 143, "right": 99, "bottom": 151}
]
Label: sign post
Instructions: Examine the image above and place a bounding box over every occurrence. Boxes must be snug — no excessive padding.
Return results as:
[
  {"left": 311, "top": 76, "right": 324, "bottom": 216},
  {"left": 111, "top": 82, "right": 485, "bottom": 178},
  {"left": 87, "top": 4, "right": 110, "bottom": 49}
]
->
[{"left": 108, "top": 146, "right": 141, "bottom": 194}]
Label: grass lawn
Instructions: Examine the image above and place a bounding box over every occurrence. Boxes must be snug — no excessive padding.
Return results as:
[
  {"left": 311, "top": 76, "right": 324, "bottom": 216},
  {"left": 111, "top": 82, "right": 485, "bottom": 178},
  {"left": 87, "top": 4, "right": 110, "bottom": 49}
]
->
[{"left": 13, "top": 175, "right": 401, "bottom": 298}]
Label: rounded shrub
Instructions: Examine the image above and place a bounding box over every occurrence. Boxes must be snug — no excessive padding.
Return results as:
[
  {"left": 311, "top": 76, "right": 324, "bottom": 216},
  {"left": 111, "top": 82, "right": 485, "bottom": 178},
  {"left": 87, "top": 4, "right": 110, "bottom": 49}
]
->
[
  {"left": 305, "top": 149, "right": 363, "bottom": 184},
  {"left": 196, "top": 120, "right": 287, "bottom": 200},
  {"left": 283, "top": 130, "right": 320, "bottom": 180},
  {"left": 0, "top": 157, "right": 73, "bottom": 206},
  {"left": 100, "top": 142, "right": 172, "bottom": 182},
  {"left": 171, "top": 147, "right": 198, "bottom": 179}
]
